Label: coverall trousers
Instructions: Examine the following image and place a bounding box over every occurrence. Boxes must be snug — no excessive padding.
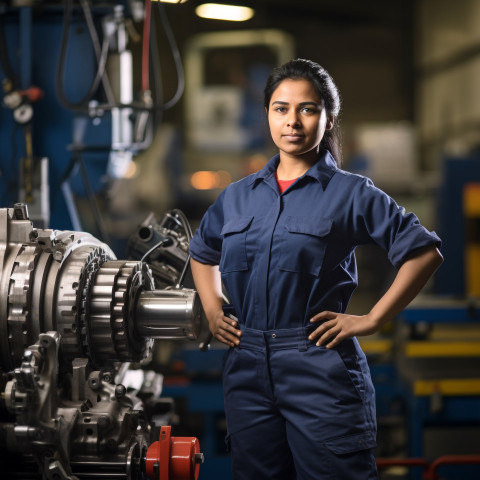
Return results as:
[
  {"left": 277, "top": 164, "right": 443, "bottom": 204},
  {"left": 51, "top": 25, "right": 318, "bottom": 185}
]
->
[{"left": 222, "top": 326, "right": 379, "bottom": 480}]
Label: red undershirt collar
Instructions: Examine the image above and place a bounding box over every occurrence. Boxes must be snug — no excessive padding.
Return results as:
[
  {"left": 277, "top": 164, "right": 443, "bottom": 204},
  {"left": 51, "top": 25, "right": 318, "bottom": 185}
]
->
[{"left": 275, "top": 172, "right": 299, "bottom": 193}]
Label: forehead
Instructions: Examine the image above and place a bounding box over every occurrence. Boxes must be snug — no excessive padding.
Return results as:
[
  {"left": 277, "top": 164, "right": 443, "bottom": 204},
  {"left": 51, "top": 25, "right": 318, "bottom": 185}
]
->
[{"left": 270, "top": 78, "right": 322, "bottom": 104}]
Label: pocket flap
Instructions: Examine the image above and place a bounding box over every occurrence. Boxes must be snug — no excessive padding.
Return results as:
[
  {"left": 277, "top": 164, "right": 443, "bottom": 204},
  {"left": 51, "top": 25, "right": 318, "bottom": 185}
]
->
[
  {"left": 221, "top": 216, "right": 254, "bottom": 236},
  {"left": 284, "top": 216, "right": 333, "bottom": 237},
  {"left": 324, "top": 431, "right": 376, "bottom": 454}
]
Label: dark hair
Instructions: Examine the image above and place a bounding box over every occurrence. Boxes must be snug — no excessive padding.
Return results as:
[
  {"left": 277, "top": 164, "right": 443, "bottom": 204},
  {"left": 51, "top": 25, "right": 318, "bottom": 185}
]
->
[{"left": 264, "top": 58, "right": 342, "bottom": 166}]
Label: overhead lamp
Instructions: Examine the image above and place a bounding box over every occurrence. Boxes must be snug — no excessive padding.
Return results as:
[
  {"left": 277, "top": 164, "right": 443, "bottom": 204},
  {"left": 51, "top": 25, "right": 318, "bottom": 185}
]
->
[{"left": 195, "top": 3, "right": 255, "bottom": 22}]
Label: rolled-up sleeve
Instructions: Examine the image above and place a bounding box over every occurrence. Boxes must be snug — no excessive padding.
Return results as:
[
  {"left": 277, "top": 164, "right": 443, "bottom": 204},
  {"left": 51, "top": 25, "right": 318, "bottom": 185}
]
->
[
  {"left": 353, "top": 177, "right": 441, "bottom": 269},
  {"left": 189, "top": 190, "right": 225, "bottom": 265}
]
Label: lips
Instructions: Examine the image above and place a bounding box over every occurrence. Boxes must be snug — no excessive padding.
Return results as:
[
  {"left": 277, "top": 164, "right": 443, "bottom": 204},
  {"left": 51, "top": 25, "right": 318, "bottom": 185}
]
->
[{"left": 283, "top": 133, "right": 304, "bottom": 141}]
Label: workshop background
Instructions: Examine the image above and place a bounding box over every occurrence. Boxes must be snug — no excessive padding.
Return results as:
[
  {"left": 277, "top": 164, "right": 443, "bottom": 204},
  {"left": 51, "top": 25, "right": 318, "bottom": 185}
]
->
[{"left": 1, "top": 0, "right": 480, "bottom": 479}]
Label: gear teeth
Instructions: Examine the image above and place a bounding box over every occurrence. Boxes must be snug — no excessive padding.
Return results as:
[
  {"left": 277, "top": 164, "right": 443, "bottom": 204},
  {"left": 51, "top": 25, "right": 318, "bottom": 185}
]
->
[
  {"left": 77, "top": 249, "right": 110, "bottom": 361},
  {"left": 57, "top": 246, "right": 105, "bottom": 361},
  {"left": 86, "top": 260, "right": 155, "bottom": 365},
  {"left": 7, "top": 245, "right": 38, "bottom": 364},
  {"left": 59, "top": 250, "right": 156, "bottom": 367}
]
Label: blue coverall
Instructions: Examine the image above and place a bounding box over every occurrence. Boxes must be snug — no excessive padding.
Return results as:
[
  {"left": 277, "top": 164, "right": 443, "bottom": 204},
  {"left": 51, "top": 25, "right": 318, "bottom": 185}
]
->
[{"left": 189, "top": 149, "right": 441, "bottom": 480}]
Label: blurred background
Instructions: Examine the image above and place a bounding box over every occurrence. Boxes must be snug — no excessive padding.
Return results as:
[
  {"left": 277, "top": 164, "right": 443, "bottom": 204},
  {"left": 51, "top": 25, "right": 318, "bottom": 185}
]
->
[{"left": 1, "top": 0, "right": 480, "bottom": 478}]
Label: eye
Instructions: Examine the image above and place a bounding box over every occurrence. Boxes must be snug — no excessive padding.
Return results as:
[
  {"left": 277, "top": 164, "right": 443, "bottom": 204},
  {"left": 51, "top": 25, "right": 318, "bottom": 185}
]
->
[
  {"left": 273, "top": 106, "right": 287, "bottom": 113},
  {"left": 300, "top": 106, "right": 317, "bottom": 114}
]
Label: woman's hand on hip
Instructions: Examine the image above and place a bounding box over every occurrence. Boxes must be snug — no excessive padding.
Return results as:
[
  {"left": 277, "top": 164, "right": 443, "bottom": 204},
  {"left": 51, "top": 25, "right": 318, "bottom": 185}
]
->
[
  {"left": 308, "top": 311, "right": 378, "bottom": 348},
  {"left": 208, "top": 310, "right": 242, "bottom": 347}
]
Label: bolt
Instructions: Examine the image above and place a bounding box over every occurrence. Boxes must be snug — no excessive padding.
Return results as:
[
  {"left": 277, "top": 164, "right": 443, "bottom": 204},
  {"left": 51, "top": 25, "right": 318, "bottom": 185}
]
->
[
  {"left": 97, "top": 416, "right": 110, "bottom": 428},
  {"left": 115, "top": 384, "right": 126, "bottom": 398},
  {"left": 13, "top": 203, "right": 28, "bottom": 220},
  {"left": 195, "top": 453, "right": 204, "bottom": 464},
  {"left": 23, "top": 350, "right": 33, "bottom": 362}
]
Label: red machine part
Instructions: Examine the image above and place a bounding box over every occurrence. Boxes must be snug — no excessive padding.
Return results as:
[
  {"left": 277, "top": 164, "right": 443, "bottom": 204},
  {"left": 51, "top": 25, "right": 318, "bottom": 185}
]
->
[{"left": 145, "top": 425, "right": 203, "bottom": 480}]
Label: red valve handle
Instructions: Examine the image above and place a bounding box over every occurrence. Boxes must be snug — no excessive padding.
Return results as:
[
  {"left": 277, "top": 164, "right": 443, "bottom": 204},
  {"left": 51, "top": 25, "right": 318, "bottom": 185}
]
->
[
  {"left": 145, "top": 425, "right": 202, "bottom": 480},
  {"left": 18, "top": 86, "right": 44, "bottom": 103}
]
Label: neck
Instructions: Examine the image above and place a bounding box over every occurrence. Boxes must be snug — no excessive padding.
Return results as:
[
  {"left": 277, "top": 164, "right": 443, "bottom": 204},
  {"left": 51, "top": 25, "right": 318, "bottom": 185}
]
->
[{"left": 277, "top": 152, "right": 318, "bottom": 180}]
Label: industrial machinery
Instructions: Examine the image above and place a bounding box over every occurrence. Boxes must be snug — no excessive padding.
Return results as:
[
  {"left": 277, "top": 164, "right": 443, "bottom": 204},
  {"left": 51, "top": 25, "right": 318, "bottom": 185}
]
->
[{"left": 0, "top": 203, "right": 203, "bottom": 480}]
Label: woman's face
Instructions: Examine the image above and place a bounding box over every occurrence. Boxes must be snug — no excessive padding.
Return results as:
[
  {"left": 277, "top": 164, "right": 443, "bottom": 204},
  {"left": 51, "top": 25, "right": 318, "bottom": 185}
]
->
[{"left": 267, "top": 78, "right": 333, "bottom": 162}]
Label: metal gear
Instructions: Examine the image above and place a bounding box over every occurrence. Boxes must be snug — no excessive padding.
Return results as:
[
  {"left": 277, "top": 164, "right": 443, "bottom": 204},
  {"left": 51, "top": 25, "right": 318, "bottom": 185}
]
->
[
  {"left": 110, "top": 260, "right": 154, "bottom": 362},
  {"left": 77, "top": 249, "right": 111, "bottom": 363},
  {"left": 7, "top": 244, "right": 39, "bottom": 362},
  {"left": 82, "top": 259, "right": 156, "bottom": 366},
  {"left": 56, "top": 246, "right": 109, "bottom": 362}
]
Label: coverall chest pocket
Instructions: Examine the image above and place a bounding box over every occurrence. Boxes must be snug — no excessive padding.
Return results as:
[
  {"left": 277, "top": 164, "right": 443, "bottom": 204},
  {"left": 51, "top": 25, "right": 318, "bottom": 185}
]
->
[
  {"left": 279, "top": 216, "right": 333, "bottom": 276},
  {"left": 219, "top": 216, "right": 254, "bottom": 273}
]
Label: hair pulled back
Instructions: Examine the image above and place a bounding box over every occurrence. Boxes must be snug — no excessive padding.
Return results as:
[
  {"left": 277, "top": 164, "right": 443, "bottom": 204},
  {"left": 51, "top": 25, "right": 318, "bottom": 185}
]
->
[{"left": 264, "top": 58, "right": 342, "bottom": 165}]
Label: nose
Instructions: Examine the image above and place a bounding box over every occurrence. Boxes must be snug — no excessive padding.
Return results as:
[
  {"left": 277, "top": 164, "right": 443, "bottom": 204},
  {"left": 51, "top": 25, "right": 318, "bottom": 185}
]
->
[{"left": 286, "top": 112, "right": 300, "bottom": 128}]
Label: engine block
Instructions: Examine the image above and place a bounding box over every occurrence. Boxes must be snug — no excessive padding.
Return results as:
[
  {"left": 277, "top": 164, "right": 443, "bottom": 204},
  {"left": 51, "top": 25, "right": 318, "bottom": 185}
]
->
[{"left": 0, "top": 204, "right": 203, "bottom": 480}]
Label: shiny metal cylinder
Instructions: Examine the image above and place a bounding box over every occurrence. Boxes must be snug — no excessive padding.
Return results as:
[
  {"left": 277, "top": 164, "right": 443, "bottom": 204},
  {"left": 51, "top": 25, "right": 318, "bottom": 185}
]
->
[{"left": 135, "top": 289, "right": 201, "bottom": 340}]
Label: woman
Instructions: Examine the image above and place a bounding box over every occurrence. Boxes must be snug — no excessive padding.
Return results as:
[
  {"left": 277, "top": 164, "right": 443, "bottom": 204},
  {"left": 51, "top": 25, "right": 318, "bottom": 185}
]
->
[{"left": 189, "top": 58, "right": 443, "bottom": 480}]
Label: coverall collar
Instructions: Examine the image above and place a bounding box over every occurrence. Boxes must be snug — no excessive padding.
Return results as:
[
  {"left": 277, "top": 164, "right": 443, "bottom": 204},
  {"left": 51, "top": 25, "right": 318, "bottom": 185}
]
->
[{"left": 248, "top": 149, "right": 338, "bottom": 191}]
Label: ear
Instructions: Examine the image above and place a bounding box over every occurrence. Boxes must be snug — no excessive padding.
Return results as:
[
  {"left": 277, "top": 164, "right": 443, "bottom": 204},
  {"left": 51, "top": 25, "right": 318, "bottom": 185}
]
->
[{"left": 325, "top": 116, "right": 334, "bottom": 131}]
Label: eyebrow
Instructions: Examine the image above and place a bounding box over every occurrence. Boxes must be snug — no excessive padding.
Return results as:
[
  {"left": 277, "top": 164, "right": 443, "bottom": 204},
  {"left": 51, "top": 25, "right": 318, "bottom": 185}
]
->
[{"left": 271, "top": 101, "right": 322, "bottom": 107}]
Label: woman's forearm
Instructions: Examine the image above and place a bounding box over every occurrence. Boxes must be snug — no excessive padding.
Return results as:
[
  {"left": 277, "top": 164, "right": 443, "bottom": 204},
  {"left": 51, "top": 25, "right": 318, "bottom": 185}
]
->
[
  {"left": 309, "top": 244, "right": 443, "bottom": 347},
  {"left": 190, "top": 257, "right": 242, "bottom": 346},
  {"left": 190, "top": 257, "right": 224, "bottom": 318}
]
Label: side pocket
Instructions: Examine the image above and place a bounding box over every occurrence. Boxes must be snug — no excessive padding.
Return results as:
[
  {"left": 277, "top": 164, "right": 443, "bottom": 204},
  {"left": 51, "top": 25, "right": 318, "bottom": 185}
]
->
[
  {"left": 324, "top": 431, "right": 377, "bottom": 454},
  {"left": 335, "top": 339, "right": 367, "bottom": 402},
  {"left": 324, "top": 432, "right": 377, "bottom": 479}
]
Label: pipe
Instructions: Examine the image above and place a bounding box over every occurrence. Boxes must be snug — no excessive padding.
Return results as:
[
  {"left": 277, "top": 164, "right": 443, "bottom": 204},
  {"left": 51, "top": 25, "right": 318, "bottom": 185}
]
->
[
  {"left": 423, "top": 455, "right": 480, "bottom": 480},
  {"left": 135, "top": 288, "right": 201, "bottom": 340}
]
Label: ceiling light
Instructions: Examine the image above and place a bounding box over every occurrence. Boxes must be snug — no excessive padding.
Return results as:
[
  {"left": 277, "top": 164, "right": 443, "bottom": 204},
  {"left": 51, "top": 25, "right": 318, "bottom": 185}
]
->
[
  {"left": 153, "top": 0, "right": 188, "bottom": 4},
  {"left": 195, "top": 3, "right": 254, "bottom": 22}
]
